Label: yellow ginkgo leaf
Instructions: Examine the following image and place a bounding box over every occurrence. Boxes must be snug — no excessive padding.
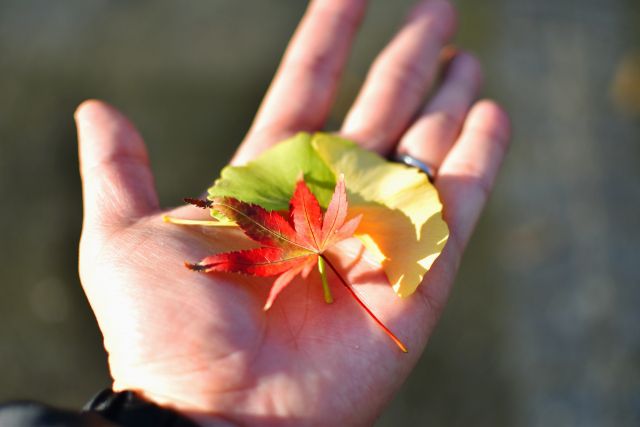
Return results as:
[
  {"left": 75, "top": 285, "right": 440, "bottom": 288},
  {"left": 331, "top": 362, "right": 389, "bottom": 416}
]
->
[{"left": 312, "top": 134, "right": 449, "bottom": 297}]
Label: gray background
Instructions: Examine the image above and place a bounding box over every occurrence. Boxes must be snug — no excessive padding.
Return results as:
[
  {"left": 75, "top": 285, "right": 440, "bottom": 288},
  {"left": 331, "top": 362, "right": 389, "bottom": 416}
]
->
[{"left": 0, "top": 1, "right": 638, "bottom": 426}]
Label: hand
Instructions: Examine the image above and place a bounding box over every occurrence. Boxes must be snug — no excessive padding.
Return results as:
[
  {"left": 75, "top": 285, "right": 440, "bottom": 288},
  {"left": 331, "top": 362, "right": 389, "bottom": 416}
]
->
[{"left": 75, "top": 0, "right": 510, "bottom": 425}]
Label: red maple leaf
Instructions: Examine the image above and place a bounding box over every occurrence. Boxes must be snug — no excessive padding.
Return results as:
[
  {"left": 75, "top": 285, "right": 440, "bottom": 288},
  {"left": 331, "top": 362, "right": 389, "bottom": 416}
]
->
[{"left": 185, "top": 176, "right": 407, "bottom": 353}]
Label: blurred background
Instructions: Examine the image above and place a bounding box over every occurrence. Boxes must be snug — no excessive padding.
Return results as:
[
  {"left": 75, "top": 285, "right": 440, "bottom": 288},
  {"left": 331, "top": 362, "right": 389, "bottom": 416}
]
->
[{"left": 0, "top": 0, "right": 638, "bottom": 425}]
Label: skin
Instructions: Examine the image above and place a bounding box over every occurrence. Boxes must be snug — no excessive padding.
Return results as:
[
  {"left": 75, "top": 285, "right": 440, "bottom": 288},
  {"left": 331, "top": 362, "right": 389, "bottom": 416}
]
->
[{"left": 75, "top": 0, "right": 511, "bottom": 426}]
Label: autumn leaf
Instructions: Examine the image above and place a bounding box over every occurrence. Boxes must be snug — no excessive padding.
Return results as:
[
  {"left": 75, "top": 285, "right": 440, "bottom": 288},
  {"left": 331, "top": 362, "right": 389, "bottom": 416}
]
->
[
  {"left": 206, "top": 132, "right": 449, "bottom": 297},
  {"left": 312, "top": 134, "right": 449, "bottom": 297},
  {"left": 184, "top": 175, "right": 408, "bottom": 353}
]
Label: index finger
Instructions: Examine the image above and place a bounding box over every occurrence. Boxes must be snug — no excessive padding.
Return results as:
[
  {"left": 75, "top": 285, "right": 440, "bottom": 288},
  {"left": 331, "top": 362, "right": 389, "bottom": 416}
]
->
[{"left": 233, "top": 0, "right": 368, "bottom": 165}]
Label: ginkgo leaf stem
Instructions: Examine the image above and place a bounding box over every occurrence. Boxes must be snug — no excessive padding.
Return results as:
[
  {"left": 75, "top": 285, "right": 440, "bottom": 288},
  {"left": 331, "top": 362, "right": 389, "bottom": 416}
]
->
[
  {"left": 162, "top": 215, "right": 236, "bottom": 227},
  {"left": 317, "top": 256, "right": 334, "bottom": 304},
  {"left": 319, "top": 255, "right": 408, "bottom": 353}
]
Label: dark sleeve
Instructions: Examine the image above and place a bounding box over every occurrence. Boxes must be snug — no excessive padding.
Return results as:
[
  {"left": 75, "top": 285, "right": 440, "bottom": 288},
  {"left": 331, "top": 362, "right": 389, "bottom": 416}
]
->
[{"left": 0, "top": 389, "right": 201, "bottom": 427}]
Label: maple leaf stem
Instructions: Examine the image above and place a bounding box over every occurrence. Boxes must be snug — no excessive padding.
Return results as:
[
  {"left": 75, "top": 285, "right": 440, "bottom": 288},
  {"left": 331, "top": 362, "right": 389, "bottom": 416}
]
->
[
  {"left": 317, "top": 256, "right": 334, "bottom": 304},
  {"left": 319, "top": 255, "right": 409, "bottom": 353},
  {"left": 162, "top": 215, "right": 236, "bottom": 227}
]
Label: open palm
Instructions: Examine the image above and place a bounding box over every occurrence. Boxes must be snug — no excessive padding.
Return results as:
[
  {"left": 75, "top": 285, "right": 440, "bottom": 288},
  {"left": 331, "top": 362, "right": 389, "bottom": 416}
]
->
[{"left": 75, "top": 1, "right": 510, "bottom": 426}]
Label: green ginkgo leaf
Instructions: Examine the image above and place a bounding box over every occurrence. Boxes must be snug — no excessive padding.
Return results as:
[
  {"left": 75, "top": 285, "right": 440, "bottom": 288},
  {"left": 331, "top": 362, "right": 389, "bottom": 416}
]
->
[{"left": 208, "top": 133, "right": 336, "bottom": 211}]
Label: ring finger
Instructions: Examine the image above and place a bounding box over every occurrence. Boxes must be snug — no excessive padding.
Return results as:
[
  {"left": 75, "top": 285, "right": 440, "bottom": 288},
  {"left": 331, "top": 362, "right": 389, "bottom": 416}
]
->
[{"left": 396, "top": 51, "right": 483, "bottom": 177}]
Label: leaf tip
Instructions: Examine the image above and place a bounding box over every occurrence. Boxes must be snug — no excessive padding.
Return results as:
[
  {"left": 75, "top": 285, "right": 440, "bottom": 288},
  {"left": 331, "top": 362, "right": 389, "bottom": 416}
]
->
[
  {"left": 184, "top": 198, "right": 213, "bottom": 209},
  {"left": 185, "top": 261, "right": 209, "bottom": 272}
]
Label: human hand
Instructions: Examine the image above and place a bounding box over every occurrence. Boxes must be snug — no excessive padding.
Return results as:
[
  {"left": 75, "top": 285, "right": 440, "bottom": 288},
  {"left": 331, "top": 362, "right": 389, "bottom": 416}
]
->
[{"left": 75, "top": 0, "right": 510, "bottom": 426}]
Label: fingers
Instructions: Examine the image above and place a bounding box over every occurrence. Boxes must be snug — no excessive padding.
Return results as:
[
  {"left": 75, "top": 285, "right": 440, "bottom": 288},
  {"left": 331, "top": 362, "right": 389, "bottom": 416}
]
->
[
  {"left": 76, "top": 100, "right": 159, "bottom": 229},
  {"left": 234, "top": 0, "right": 369, "bottom": 164},
  {"left": 341, "top": 0, "right": 457, "bottom": 153},
  {"left": 436, "top": 100, "right": 511, "bottom": 252},
  {"left": 397, "top": 52, "right": 482, "bottom": 170}
]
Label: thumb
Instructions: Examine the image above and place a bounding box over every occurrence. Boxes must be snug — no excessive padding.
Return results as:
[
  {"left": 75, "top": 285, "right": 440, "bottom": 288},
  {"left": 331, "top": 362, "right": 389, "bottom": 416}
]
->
[{"left": 75, "top": 100, "right": 159, "bottom": 230}]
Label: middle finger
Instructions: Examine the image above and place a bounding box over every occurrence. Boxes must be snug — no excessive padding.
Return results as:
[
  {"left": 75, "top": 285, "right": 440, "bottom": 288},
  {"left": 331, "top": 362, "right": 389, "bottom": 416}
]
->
[{"left": 341, "top": 0, "right": 457, "bottom": 153}]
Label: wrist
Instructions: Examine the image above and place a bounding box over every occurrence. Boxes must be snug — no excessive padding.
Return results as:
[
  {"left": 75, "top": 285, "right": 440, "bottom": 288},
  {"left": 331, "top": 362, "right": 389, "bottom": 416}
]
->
[
  {"left": 130, "top": 389, "right": 239, "bottom": 427},
  {"left": 86, "top": 389, "right": 238, "bottom": 427}
]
